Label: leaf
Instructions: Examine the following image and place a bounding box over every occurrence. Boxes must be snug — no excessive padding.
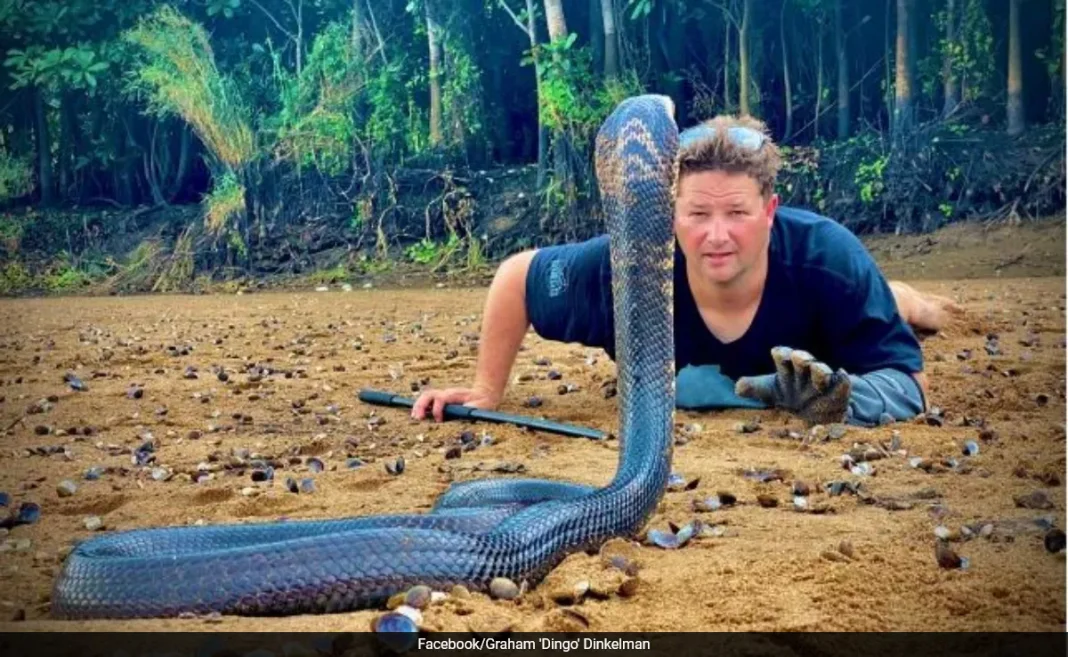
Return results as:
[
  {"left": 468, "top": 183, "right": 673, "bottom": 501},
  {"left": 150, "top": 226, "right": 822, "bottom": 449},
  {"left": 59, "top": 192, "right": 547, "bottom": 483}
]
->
[
  {"left": 88, "top": 61, "right": 107, "bottom": 72},
  {"left": 86, "top": 73, "right": 96, "bottom": 88}
]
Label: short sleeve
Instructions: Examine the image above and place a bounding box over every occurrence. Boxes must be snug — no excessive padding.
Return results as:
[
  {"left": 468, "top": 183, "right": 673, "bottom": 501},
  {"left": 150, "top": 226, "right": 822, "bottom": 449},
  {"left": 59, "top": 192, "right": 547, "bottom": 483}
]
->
[
  {"left": 814, "top": 235, "right": 924, "bottom": 375},
  {"left": 525, "top": 235, "right": 615, "bottom": 355}
]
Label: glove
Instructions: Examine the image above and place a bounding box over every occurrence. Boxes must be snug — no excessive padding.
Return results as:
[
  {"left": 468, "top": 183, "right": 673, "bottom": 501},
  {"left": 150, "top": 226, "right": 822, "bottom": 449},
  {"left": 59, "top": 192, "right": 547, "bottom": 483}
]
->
[{"left": 734, "top": 346, "right": 852, "bottom": 426}]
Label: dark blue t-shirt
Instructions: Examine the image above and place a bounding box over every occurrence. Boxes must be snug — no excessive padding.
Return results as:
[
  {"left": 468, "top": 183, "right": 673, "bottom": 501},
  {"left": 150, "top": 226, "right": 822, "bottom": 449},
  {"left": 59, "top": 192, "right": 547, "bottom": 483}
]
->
[{"left": 524, "top": 206, "right": 924, "bottom": 379}]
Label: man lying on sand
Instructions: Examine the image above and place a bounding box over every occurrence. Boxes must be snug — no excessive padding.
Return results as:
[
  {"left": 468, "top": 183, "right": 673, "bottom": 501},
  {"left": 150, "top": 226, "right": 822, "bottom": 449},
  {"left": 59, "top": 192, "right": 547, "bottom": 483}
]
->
[{"left": 413, "top": 114, "right": 962, "bottom": 427}]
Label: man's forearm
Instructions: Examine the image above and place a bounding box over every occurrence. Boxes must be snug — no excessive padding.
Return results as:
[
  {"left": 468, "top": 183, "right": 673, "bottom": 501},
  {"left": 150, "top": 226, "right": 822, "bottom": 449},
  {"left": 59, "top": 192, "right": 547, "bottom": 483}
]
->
[{"left": 471, "top": 251, "right": 536, "bottom": 401}]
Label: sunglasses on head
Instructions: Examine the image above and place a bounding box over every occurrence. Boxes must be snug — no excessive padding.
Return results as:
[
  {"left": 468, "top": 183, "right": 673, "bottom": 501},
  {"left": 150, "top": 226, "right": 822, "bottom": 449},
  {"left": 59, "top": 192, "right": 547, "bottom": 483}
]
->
[{"left": 679, "top": 124, "right": 767, "bottom": 150}]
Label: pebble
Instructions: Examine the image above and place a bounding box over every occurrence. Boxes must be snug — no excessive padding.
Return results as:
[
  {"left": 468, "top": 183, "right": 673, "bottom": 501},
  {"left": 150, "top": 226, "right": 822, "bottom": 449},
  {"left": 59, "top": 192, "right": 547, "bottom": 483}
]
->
[
  {"left": 84, "top": 516, "right": 103, "bottom": 531},
  {"left": 404, "top": 585, "right": 432, "bottom": 609},
  {"left": 56, "top": 480, "right": 77, "bottom": 497},
  {"left": 936, "top": 541, "right": 968, "bottom": 569},
  {"left": 450, "top": 584, "right": 471, "bottom": 599},
  {"left": 1014, "top": 490, "right": 1054, "bottom": 510},
  {"left": 1045, "top": 529, "right": 1066, "bottom": 554},
  {"left": 756, "top": 494, "right": 778, "bottom": 508},
  {"left": 489, "top": 577, "right": 519, "bottom": 600}
]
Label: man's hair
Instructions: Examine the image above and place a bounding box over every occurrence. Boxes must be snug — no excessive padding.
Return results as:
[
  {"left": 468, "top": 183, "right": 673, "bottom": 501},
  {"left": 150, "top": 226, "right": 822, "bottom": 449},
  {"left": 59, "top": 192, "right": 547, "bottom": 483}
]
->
[{"left": 674, "top": 114, "right": 782, "bottom": 199}]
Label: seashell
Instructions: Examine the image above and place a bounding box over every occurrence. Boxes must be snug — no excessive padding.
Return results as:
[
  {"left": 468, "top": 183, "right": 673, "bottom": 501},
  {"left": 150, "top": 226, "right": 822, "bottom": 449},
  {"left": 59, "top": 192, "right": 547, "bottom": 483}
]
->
[{"left": 647, "top": 523, "right": 695, "bottom": 549}]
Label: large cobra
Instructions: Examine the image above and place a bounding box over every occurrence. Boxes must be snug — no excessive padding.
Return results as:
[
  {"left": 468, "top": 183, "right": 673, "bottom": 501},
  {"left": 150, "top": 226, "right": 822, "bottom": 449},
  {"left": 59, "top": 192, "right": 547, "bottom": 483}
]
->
[{"left": 49, "top": 94, "right": 679, "bottom": 619}]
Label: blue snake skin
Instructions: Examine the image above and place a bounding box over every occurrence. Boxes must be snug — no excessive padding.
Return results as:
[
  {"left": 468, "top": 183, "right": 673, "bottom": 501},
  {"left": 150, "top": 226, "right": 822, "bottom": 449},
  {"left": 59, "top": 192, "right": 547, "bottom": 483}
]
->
[{"left": 49, "top": 94, "right": 679, "bottom": 619}]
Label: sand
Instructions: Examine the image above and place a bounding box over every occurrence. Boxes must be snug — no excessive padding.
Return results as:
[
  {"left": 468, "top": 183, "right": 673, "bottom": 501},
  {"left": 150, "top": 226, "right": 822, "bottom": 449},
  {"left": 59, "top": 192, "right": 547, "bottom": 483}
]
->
[{"left": 0, "top": 220, "right": 1064, "bottom": 633}]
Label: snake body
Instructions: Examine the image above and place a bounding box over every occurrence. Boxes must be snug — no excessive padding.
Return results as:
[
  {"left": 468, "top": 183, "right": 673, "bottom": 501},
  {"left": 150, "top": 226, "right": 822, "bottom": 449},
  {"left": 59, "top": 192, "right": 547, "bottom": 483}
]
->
[{"left": 50, "top": 94, "right": 679, "bottom": 619}]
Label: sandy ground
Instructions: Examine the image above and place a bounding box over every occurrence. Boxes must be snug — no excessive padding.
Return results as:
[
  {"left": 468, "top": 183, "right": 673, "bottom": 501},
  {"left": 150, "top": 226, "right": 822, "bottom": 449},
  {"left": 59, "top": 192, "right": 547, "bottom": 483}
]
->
[{"left": 0, "top": 219, "right": 1064, "bottom": 633}]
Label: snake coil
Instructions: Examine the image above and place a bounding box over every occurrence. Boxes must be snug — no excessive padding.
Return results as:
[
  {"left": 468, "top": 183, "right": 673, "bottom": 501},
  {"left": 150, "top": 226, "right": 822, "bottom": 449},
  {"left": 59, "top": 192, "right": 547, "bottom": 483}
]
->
[{"left": 50, "top": 94, "right": 679, "bottom": 619}]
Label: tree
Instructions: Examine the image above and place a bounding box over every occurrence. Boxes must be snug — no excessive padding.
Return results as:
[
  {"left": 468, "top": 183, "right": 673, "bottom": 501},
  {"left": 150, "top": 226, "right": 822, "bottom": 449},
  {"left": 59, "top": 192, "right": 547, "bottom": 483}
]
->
[
  {"left": 780, "top": 0, "right": 793, "bottom": 139},
  {"left": 893, "top": 0, "right": 916, "bottom": 144},
  {"left": 835, "top": 0, "right": 850, "bottom": 138},
  {"left": 601, "top": 0, "right": 619, "bottom": 78},
  {"left": 498, "top": 0, "right": 548, "bottom": 187},
  {"left": 1006, "top": 0, "right": 1025, "bottom": 134},
  {"left": 941, "top": 0, "right": 960, "bottom": 117},
  {"left": 425, "top": 0, "right": 444, "bottom": 146}
]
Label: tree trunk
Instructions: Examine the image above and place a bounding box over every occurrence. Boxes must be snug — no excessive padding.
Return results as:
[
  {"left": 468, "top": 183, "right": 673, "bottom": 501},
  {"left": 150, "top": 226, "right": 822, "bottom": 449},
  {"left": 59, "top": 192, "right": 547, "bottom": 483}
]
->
[
  {"left": 781, "top": 0, "right": 793, "bottom": 140},
  {"left": 942, "top": 0, "right": 960, "bottom": 117},
  {"left": 33, "top": 86, "right": 53, "bottom": 207},
  {"left": 1006, "top": 0, "right": 1025, "bottom": 135},
  {"left": 893, "top": 0, "right": 915, "bottom": 145},
  {"left": 58, "top": 91, "right": 77, "bottom": 201},
  {"left": 815, "top": 25, "right": 823, "bottom": 140},
  {"left": 543, "top": 0, "right": 570, "bottom": 187},
  {"left": 836, "top": 0, "right": 850, "bottom": 139},
  {"left": 351, "top": 0, "right": 371, "bottom": 60},
  {"left": 724, "top": 16, "right": 732, "bottom": 111},
  {"left": 544, "top": 0, "right": 567, "bottom": 39},
  {"left": 665, "top": 3, "right": 686, "bottom": 124},
  {"left": 739, "top": 0, "right": 752, "bottom": 116},
  {"left": 521, "top": 0, "right": 548, "bottom": 189},
  {"left": 426, "top": 0, "right": 444, "bottom": 146},
  {"left": 601, "top": 0, "right": 618, "bottom": 78},
  {"left": 885, "top": 0, "right": 893, "bottom": 122},
  {"left": 590, "top": 0, "right": 603, "bottom": 75},
  {"left": 168, "top": 124, "right": 192, "bottom": 203}
]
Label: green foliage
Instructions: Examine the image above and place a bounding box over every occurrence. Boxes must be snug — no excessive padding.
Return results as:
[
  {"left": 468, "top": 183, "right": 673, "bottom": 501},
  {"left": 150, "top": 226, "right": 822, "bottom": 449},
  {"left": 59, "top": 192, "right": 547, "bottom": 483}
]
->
[
  {"left": 364, "top": 58, "right": 422, "bottom": 158},
  {"left": 855, "top": 154, "right": 888, "bottom": 205},
  {"left": 204, "top": 169, "right": 245, "bottom": 234},
  {"left": 123, "top": 5, "right": 256, "bottom": 170},
  {"left": 925, "top": 0, "right": 995, "bottom": 104},
  {"left": 528, "top": 36, "right": 644, "bottom": 161},
  {"left": 0, "top": 150, "right": 34, "bottom": 202},
  {"left": 405, "top": 232, "right": 460, "bottom": 266},
  {"left": 1035, "top": 0, "right": 1065, "bottom": 83},
  {"left": 270, "top": 21, "right": 359, "bottom": 175},
  {"left": 0, "top": 260, "right": 32, "bottom": 294},
  {"left": 441, "top": 37, "right": 485, "bottom": 155},
  {"left": 4, "top": 43, "right": 109, "bottom": 92},
  {"left": 206, "top": 0, "right": 241, "bottom": 19}
]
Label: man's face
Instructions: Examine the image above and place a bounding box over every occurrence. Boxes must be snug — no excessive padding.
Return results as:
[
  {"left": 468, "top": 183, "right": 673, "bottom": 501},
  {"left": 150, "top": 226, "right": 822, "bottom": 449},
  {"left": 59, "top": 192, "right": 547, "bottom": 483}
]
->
[{"left": 673, "top": 169, "right": 778, "bottom": 287}]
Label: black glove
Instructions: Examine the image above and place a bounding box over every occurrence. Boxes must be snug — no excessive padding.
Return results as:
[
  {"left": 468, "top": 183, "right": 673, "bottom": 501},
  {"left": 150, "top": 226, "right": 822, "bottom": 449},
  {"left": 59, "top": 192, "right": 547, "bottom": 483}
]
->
[{"left": 735, "top": 346, "right": 852, "bottom": 426}]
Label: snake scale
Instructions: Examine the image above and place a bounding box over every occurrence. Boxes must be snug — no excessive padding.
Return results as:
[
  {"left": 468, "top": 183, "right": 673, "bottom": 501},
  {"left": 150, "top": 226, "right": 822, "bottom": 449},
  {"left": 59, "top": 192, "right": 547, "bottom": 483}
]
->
[{"left": 49, "top": 94, "right": 679, "bottom": 619}]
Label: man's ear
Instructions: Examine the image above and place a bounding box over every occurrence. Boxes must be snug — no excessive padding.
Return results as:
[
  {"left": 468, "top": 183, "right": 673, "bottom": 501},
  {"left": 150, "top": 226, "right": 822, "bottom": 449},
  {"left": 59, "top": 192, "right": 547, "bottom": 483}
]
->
[{"left": 765, "top": 193, "right": 779, "bottom": 226}]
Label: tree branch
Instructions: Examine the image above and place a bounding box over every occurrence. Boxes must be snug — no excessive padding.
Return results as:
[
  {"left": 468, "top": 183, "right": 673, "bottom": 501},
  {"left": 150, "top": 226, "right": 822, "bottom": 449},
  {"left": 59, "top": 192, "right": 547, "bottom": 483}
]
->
[
  {"left": 706, "top": 0, "right": 740, "bottom": 30},
  {"left": 498, "top": 0, "right": 533, "bottom": 38},
  {"left": 248, "top": 0, "right": 296, "bottom": 40},
  {"left": 364, "top": 0, "right": 389, "bottom": 66}
]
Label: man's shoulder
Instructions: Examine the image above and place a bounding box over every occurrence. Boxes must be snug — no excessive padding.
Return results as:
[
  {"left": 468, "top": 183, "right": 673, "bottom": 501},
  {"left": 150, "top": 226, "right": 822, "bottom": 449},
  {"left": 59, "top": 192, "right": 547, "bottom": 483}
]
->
[{"left": 772, "top": 205, "right": 877, "bottom": 287}]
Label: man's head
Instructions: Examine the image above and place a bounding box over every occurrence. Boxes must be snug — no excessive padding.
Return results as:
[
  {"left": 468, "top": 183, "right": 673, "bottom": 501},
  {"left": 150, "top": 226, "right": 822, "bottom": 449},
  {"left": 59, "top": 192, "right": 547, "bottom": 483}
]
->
[{"left": 672, "top": 114, "right": 782, "bottom": 288}]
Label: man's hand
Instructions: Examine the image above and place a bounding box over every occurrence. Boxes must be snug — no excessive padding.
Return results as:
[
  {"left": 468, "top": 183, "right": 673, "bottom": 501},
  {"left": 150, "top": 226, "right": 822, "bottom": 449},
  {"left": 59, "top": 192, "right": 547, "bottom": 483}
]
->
[
  {"left": 411, "top": 386, "right": 500, "bottom": 423},
  {"left": 735, "top": 346, "right": 852, "bottom": 425}
]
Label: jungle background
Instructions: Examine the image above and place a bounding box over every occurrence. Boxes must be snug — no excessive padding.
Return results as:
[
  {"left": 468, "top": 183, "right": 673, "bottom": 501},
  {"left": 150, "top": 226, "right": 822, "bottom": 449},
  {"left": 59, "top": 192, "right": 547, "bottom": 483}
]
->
[{"left": 0, "top": 0, "right": 1064, "bottom": 295}]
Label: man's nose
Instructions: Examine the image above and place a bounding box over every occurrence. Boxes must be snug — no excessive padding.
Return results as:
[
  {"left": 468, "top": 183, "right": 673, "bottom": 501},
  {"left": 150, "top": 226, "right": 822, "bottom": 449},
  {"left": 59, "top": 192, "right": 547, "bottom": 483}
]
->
[{"left": 705, "top": 217, "right": 729, "bottom": 243}]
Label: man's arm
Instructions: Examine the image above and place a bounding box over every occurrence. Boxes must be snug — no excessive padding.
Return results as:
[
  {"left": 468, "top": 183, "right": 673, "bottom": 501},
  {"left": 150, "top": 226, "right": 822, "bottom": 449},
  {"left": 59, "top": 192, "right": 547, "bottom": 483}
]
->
[
  {"left": 815, "top": 230, "right": 928, "bottom": 425},
  {"left": 411, "top": 250, "right": 534, "bottom": 421},
  {"left": 413, "top": 236, "right": 613, "bottom": 420},
  {"left": 470, "top": 250, "right": 537, "bottom": 402},
  {"left": 735, "top": 226, "right": 927, "bottom": 426}
]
